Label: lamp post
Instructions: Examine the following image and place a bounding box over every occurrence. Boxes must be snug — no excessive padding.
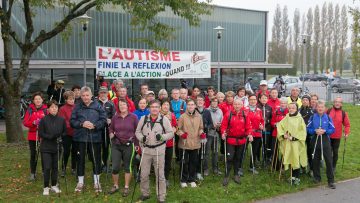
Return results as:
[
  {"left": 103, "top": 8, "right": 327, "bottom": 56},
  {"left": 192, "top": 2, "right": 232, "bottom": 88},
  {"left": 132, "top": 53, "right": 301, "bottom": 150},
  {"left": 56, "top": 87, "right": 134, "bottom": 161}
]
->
[
  {"left": 214, "top": 26, "right": 224, "bottom": 92},
  {"left": 77, "top": 13, "right": 92, "bottom": 87},
  {"left": 300, "top": 34, "right": 310, "bottom": 94}
]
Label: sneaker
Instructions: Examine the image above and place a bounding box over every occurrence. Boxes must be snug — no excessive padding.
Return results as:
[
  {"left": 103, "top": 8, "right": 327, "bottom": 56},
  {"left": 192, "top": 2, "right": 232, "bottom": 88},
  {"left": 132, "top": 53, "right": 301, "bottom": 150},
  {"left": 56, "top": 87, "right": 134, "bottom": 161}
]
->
[
  {"left": 213, "top": 169, "right": 222, "bottom": 175},
  {"left": 71, "top": 169, "right": 76, "bottom": 175},
  {"left": 122, "top": 187, "right": 130, "bottom": 197},
  {"left": 138, "top": 195, "right": 150, "bottom": 201},
  {"left": 94, "top": 183, "right": 102, "bottom": 193},
  {"left": 74, "top": 183, "right": 84, "bottom": 192},
  {"left": 189, "top": 182, "right": 197, "bottom": 188},
  {"left": 196, "top": 173, "right": 204, "bottom": 181},
  {"left": 43, "top": 187, "right": 50, "bottom": 196},
  {"left": 29, "top": 173, "right": 36, "bottom": 181},
  {"left": 204, "top": 169, "right": 209, "bottom": 176},
  {"left": 238, "top": 168, "right": 244, "bottom": 177},
  {"left": 180, "top": 182, "right": 187, "bottom": 188},
  {"left": 233, "top": 175, "right": 241, "bottom": 184},
  {"left": 222, "top": 177, "right": 229, "bottom": 186},
  {"left": 51, "top": 185, "right": 61, "bottom": 193},
  {"left": 328, "top": 182, "right": 336, "bottom": 189},
  {"left": 248, "top": 168, "right": 259, "bottom": 175},
  {"left": 293, "top": 178, "right": 300, "bottom": 186},
  {"left": 108, "top": 185, "right": 119, "bottom": 195},
  {"left": 61, "top": 170, "right": 65, "bottom": 178}
]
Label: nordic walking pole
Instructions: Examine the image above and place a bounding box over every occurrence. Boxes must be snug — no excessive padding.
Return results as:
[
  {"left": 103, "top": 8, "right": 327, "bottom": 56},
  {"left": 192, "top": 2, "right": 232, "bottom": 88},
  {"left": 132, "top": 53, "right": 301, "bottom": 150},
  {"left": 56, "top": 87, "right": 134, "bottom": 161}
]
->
[
  {"left": 290, "top": 165, "right": 293, "bottom": 186},
  {"left": 89, "top": 129, "right": 100, "bottom": 195},
  {"left": 180, "top": 140, "right": 186, "bottom": 182},
  {"left": 312, "top": 134, "right": 320, "bottom": 160},
  {"left": 271, "top": 138, "right": 278, "bottom": 173},
  {"left": 60, "top": 139, "right": 68, "bottom": 194},
  {"left": 240, "top": 138, "right": 248, "bottom": 170},
  {"left": 200, "top": 142, "right": 205, "bottom": 178},
  {"left": 274, "top": 139, "right": 279, "bottom": 174},
  {"left": 172, "top": 137, "right": 176, "bottom": 185},
  {"left": 320, "top": 134, "right": 324, "bottom": 161},
  {"left": 224, "top": 136, "right": 228, "bottom": 176},
  {"left": 156, "top": 148, "right": 160, "bottom": 202},
  {"left": 105, "top": 129, "right": 112, "bottom": 196},
  {"left": 131, "top": 148, "right": 145, "bottom": 203},
  {"left": 249, "top": 141, "right": 255, "bottom": 175},
  {"left": 342, "top": 135, "right": 347, "bottom": 169},
  {"left": 262, "top": 107, "right": 267, "bottom": 166},
  {"left": 279, "top": 139, "right": 288, "bottom": 181},
  {"left": 57, "top": 136, "right": 62, "bottom": 197}
]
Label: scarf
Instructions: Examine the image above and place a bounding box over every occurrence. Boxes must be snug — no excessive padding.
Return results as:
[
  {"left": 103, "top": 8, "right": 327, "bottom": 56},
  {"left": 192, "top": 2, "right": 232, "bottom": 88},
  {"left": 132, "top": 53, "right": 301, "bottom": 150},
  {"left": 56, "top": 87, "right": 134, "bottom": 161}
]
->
[{"left": 289, "top": 112, "right": 298, "bottom": 117}]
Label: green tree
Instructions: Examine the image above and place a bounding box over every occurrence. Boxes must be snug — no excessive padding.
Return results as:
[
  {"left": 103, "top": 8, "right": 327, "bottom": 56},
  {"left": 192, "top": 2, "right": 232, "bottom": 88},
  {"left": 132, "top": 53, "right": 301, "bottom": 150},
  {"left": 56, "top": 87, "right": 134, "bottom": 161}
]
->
[
  {"left": 332, "top": 4, "right": 340, "bottom": 73},
  {"left": 306, "top": 8, "right": 313, "bottom": 73},
  {"left": 325, "top": 3, "right": 334, "bottom": 72},
  {"left": 313, "top": 5, "right": 321, "bottom": 73},
  {"left": 293, "top": 9, "right": 301, "bottom": 72},
  {"left": 269, "top": 4, "right": 282, "bottom": 63},
  {"left": 281, "top": 6, "right": 290, "bottom": 63},
  {"left": 350, "top": 6, "right": 360, "bottom": 76},
  {"left": 338, "top": 5, "right": 348, "bottom": 75},
  {"left": 320, "top": 2, "right": 327, "bottom": 73},
  {"left": 0, "top": 0, "right": 210, "bottom": 143}
]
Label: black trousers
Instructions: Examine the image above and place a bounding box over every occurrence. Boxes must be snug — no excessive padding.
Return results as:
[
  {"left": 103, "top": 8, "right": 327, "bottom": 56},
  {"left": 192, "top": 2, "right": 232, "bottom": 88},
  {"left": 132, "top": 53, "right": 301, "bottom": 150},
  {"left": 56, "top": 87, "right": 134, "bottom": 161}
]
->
[
  {"left": 311, "top": 135, "right": 334, "bottom": 183},
  {"left": 306, "top": 136, "right": 313, "bottom": 170},
  {"left": 292, "top": 168, "right": 300, "bottom": 178},
  {"left": 225, "top": 144, "right": 244, "bottom": 177},
  {"left": 250, "top": 137, "right": 262, "bottom": 168},
  {"left": 180, "top": 149, "right": 198, "bottom": 183},
  {"left": 76, "top": 142, "right": 102, "bottom": 176},
  {"left": 265, "top": 133, "right": 274, "bottom": 159},
  {"left": 29, "top": 141, "right": 38, "bottom": 174},
  {"left": 101, "top": 127, "right": 111, "bottom": 166},
  {"left": 175, "top": 134, "right": 180, "bottom": 162},
  {"left": 42, "top": 152, "right": 58, "bottom": 188},
  {"left": 205, "top": 136, "right": 219, "bottom": 171},
  {"left": 164, "top": 147, "right": 173, "bottom": 180},
  {"left": 330, "top": 138, "right": 341, "bottom": 169},
  {"left": 62, "top": 135, "right": 76, "bottom": 171}
]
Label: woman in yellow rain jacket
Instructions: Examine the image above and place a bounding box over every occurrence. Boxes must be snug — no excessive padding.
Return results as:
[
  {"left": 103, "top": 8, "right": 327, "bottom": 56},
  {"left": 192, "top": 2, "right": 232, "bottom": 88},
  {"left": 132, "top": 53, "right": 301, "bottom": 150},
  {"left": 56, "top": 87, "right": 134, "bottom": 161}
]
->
[{"left": 277, "top": 102, "right": 307, "bottom": 185}]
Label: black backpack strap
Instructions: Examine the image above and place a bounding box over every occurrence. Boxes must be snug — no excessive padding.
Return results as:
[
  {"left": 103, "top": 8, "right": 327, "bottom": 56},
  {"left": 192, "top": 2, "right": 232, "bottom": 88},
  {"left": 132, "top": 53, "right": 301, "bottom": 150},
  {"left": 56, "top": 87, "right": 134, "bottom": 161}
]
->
[
  {"left": 180, "top": 101, "right": 185, "bottom": 114},
  {"left": 227, "top": 112, "right": 233, "bottom": 131},
  {"left": 141, "top": 115, "right": 150, "bottom": 132},
  {"left": 342, "top": 110, "right": 346, "bottom": 123},
  {"left": 159, "top": 115, "right": 165, "bottom": 134}
]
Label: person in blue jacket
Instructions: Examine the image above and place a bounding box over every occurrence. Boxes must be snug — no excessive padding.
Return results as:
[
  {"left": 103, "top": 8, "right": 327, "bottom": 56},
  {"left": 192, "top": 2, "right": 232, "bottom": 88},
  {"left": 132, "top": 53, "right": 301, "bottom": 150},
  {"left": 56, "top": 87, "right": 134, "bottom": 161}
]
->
[
  {"left": 133, "top": 98, "right": 150, "bottom": 120},
  {"left": 70, "top": 86, "right": 107, "bottom": 193},
  {"left": 307, "top": 100, "right": 336, "bottom": 189}
]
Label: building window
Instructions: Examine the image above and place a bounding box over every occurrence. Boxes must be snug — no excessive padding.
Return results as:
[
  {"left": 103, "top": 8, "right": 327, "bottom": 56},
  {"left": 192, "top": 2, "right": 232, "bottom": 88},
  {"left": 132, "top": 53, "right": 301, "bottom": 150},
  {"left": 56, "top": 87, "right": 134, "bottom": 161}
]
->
[
  {"left": 221, "top": 68, "right": 245, "bottom": 92},
  {"left": 53, "top": 68, "right": 95, "bottom": 91},
  {"left": 15, "top": 69, "right": 51, "bottom": 95},
  {"left": 245, "top": 68, "right": 265, "bottom": 92}
]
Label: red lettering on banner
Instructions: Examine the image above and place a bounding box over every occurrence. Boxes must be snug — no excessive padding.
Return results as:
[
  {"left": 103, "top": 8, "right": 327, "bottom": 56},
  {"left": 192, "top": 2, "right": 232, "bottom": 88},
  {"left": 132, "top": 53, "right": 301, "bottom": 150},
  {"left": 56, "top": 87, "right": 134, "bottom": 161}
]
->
[
  {"left": 135, "top": 50, "right": 144, "bottom": 60},
  {"left": 160, "top": 52, "right": 171, "bottom": 61},
  {"left": 112, "top": 49, "right": 124, "bottom": 60},
  {"left": 172, "top": 51, "right": 180, "bottom": 61},
  {"left": 151, "top": 51, "right": 159, "bottom": 61},
  {"left": 124, "top": 50, "right": 134, "bottom": 60},
  {"left": 99, "top": 48, "right": 108, "bottom": 59}
]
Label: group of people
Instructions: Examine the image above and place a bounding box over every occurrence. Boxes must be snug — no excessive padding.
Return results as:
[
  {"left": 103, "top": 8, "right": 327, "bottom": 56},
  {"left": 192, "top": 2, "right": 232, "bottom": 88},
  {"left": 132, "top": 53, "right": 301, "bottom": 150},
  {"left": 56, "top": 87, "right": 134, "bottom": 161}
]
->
[{"left": 22, "top": 79, "right": 351, "bottom": 202}]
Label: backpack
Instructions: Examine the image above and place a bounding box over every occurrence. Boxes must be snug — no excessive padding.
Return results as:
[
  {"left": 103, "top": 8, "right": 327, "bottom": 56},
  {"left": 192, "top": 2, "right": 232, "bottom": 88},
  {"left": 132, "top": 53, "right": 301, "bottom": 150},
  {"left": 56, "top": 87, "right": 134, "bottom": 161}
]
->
[
  {"left": 227, "top": 110, "right": 246, "bottom": 131},
  {"left": 327, "top": 108, "right": 346, "bottom": 123},
  {"left": 141, "top": 115, "right": 166, "bottom": 134}
]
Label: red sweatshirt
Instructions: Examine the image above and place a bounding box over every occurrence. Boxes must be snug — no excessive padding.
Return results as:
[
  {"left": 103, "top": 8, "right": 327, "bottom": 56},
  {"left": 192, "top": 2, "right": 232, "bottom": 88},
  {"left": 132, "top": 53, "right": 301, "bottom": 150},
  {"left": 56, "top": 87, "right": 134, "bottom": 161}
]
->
[
  {"left": 256, "top": 89, "right": 270, "bottom": 98},
  {"left": 245, "top": 106, "right": 264, "bottom": 138},
  {"left": 22, "top": 103, "right": 47, "bottom": 141},
  {"left": 270, "top": 107, "right": 288, "bottom": 137},
  {"left": 220, "top": 109, "right": 252, "bottom": 145},
  {"left": 58, "top": 103, "right": 75, "bottom": 136},
  {"left": 328, "top": 107, "right": 351, "bottom": 139},
  {"left": 204, "top": 95, "right": 211, "bottom": 108},
  {"left": 267, "top": 98, "right": 280, "bottom": 112},
  {"left": 166, "top": 113, "right": 177, "bottom": 148}
]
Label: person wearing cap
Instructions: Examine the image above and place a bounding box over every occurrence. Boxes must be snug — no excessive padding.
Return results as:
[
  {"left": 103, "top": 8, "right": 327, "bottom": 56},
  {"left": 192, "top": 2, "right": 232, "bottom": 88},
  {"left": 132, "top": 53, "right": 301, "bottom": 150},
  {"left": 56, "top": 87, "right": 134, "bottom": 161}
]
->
[
  {"left": 50, "top": 80, "right": 66, "bottom": 105},
  {"left": 287, "top": 87, "right": 302, "bottom": 108},
  {"left": 299, "top": 94, "right": 314, "bottom": 174},
  {"left": 97, "top": 86, "right": 116, "bottom": 173},
  {"left": 145, "top": 91, "right": 156, "bottom": 104},
  {"left": 256, "top": 80, "right": 270, "bottom": 98},
  {"left": 108, "top": 79, "right": 124, "bottom": 100}
]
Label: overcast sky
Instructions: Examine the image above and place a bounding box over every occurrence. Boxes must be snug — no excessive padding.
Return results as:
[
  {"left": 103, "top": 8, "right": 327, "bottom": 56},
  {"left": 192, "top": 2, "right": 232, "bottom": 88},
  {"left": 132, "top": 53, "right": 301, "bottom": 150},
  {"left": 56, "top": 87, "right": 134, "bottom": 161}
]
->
[{"left": 211, "top": 0, "right": 357, "bottom": 46}]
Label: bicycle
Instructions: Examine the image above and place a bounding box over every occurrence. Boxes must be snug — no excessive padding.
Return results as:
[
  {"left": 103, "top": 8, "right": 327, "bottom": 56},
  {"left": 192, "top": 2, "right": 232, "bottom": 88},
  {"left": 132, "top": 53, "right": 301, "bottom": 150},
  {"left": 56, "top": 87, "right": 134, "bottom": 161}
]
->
[{"left": 20, "top": 96, "right": 31, "bottom": 119}]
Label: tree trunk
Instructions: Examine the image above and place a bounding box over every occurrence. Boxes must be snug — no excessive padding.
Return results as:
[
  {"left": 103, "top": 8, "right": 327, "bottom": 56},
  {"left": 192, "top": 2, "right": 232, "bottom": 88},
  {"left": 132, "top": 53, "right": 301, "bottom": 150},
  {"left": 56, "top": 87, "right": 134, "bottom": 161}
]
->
[{"left": 3, "top": 93, "right": 24, "bottom": 143}]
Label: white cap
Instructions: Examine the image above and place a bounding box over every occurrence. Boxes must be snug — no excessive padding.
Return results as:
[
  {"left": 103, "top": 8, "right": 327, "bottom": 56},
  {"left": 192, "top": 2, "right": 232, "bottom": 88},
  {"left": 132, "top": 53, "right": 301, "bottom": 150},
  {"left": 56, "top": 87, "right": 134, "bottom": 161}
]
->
[{"left": 260, "top": 80, "right": 268, "bottom": 86}]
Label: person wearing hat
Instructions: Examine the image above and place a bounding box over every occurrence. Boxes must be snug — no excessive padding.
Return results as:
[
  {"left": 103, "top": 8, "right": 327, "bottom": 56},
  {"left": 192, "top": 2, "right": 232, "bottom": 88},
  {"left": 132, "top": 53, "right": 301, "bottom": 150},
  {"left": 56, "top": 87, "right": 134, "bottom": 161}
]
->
[
  {"left": 50, "top": 80, "right": 66, "bottom": 106},
  {"left": 97, "top": 86, "right": 116, "bottom": 173},
  {"left": 145, "top": 90, "right": 156, "bottom": 104},
  {"left": 299, "top": 94, "right": 314, "bottom": 175},
  {"left": 256, "top": 80, "right": 270, "bottom": 98}
]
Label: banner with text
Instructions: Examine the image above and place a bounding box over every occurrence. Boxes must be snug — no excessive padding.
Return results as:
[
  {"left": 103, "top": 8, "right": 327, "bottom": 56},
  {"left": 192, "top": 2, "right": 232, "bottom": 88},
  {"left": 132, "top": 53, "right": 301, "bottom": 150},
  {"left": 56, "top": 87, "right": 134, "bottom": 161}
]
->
[{"left": 96, "top": 46, "right": 211, "bottom": 79}]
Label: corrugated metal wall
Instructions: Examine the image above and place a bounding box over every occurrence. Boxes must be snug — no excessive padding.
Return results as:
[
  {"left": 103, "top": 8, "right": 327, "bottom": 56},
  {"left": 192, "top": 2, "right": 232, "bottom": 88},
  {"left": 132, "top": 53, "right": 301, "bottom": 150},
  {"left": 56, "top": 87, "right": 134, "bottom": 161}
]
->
[{"left": 10, "top": 4, "right": 266, "bottom": 62}]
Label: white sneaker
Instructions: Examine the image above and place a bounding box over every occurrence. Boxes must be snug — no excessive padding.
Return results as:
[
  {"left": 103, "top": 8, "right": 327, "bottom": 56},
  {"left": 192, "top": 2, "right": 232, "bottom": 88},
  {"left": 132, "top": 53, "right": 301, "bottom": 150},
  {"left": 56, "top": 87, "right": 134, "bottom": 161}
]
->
[
  {"left": 74, "top": 183, "right": 84, "bottom": 192},
  {"left": 94, "top": 183, "right": 102, "bottom": 193},
  {"left": 180, "top": 182, "right": 187, "bottom": 188},
  {"left": 196, "top": 173, "right": 204, "bottom": 181},
  {"left": 51, "top": 185, "right": 61, "bottom": 194},
  {"left": 189, "top": 182, "right": 197, "bottom": 188},
  {"left": 43, "top": 187, "right": 50, "bottom": 196}
]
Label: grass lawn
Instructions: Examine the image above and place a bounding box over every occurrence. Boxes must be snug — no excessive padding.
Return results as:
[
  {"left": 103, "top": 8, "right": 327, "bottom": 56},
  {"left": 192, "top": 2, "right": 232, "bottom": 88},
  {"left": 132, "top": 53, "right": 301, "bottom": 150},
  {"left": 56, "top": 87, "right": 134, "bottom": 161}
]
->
[{"left": 0, "top": 104, "right": 359, "bottom": 202}]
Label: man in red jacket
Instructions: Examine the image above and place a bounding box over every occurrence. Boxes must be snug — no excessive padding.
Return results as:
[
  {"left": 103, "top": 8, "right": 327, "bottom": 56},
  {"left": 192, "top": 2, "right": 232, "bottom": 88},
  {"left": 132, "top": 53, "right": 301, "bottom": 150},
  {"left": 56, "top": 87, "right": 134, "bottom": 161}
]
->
[
  {"left": 220, "top": 99, "right": 252, "bottom": 186},
  {"left": 267, "top": 88, "right": 280, "bottom": 112},
  {"left": 112, "top": 87, "right": 136, "bottom": 113},
  {"left": 327, "top": 97, "right": 351, "bottom": 172},
  {"left": 256, "top": 80, "right": 270, "bottom": 98}
]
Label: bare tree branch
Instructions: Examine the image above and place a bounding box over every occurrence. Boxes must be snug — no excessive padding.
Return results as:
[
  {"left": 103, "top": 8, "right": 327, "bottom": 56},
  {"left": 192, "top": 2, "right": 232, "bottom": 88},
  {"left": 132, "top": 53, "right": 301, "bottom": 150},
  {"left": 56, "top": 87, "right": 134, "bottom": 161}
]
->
[
  {"left": 9, "top": 31, "right": 24, "bottom": 49},
  {"left": 23, "top": 0, "right": 34, "bottom": 44},
  {"left": 70, "top": 0, "right": 92, "bottom": 14}
]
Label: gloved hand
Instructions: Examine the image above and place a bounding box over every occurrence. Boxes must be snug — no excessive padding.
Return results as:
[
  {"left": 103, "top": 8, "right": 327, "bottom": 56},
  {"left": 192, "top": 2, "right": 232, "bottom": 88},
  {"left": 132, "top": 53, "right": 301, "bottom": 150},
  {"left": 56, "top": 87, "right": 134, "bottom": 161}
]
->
[
  {"left": 200, "top": 133, "right": 206, "bottom": 139},
  {"left": 33, "top": 119, "right": 41, "bottom": 126},
  {"left": 200, "top": 138, "right": 207, "bottom": 144},
  {"left": 156, "top": 134, "right": 163, "bottom": 141},
  {"left": 181, "top": 133, "right": 188, "bottom": 139},
  {"left": 142, "top": 136, "right": 147, "bottom": 143}
]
